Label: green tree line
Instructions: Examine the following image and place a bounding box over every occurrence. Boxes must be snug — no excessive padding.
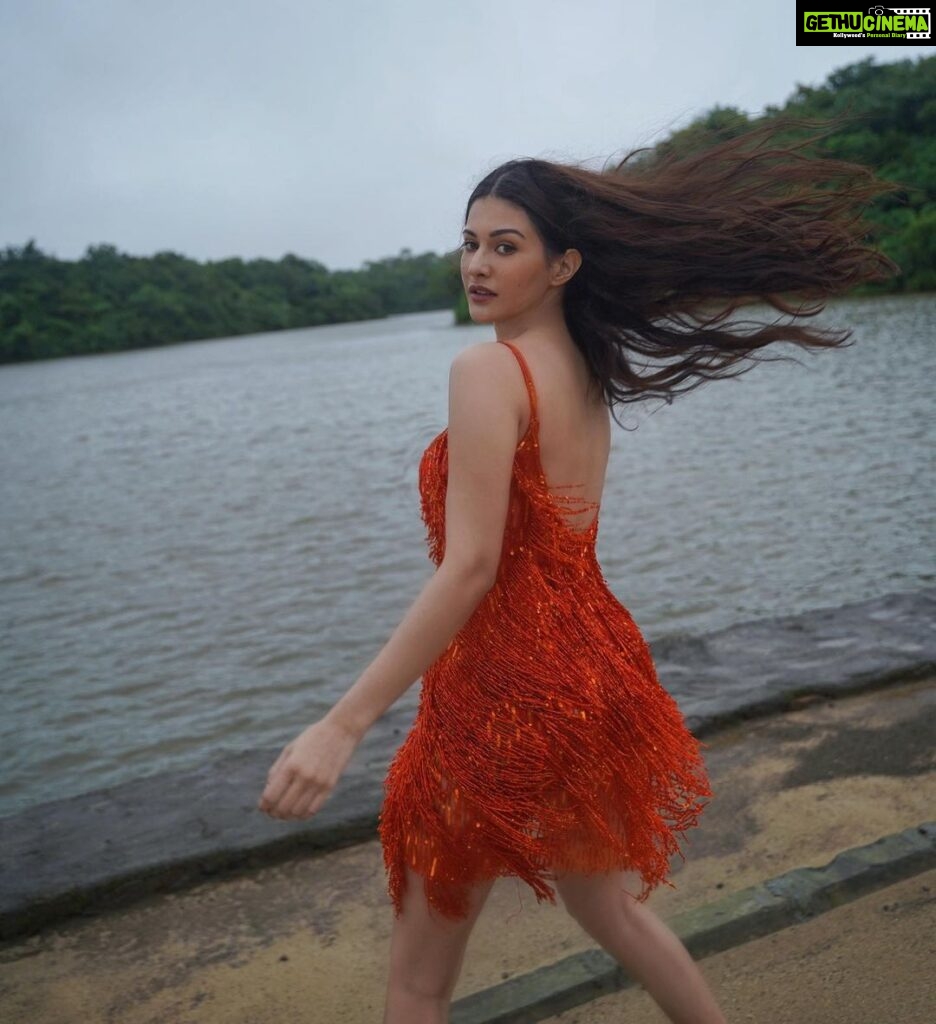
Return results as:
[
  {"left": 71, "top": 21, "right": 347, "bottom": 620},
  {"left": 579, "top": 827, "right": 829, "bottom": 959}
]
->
[
  {"left": 3, "top": 54, "right": 933, "bottom": 363},
  {"left": 0, "top": 244, "right": 462, "bottom": 362}
]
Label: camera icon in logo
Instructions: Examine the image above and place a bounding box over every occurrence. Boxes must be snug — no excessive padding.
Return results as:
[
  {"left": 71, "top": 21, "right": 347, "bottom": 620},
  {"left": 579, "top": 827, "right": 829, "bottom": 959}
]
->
[{"left": 868, "top": 6, "right": 896, "bottom": 14}]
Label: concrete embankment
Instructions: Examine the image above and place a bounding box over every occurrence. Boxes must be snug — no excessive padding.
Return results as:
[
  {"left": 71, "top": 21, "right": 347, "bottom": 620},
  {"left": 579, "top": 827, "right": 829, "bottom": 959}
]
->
[
  {"left": 0, "top": 671, "right": 933, "bottom": 1023},
  {"left": 1, "top": 586, "right": 933, "bottom": 943}
]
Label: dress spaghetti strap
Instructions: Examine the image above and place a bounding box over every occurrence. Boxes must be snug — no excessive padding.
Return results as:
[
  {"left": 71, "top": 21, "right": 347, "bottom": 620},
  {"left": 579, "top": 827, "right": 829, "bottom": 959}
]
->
[
  {"left": 495, "top": 338, "right": 599, "bottom": 529},
  {"left": 497, "top": 340, "right": 539, "bottom": 431}
]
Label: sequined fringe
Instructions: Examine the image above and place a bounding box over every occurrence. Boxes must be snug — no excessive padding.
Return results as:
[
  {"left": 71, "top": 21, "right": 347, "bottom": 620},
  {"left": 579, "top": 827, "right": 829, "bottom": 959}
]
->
[{"left": 378, "top": 342, "right": 713, "bottom": 921}]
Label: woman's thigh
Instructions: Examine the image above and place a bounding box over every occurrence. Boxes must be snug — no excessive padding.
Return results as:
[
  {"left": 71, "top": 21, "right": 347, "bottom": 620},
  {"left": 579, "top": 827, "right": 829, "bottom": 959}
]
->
[{"left": 386, "top": 864, "right": 497, "bottom": 1000}]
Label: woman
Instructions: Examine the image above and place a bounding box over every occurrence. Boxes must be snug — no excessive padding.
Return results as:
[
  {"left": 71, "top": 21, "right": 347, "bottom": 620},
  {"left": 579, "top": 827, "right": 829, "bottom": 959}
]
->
[{"left": 258, "top": 114, "right": 899, "bottom": 1024}]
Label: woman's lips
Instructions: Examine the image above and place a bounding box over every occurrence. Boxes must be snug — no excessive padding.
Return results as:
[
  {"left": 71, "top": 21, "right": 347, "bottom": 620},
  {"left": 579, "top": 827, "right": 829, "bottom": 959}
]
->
[{"left": 469, "top": 289, "right": 496, "bottom": 302}]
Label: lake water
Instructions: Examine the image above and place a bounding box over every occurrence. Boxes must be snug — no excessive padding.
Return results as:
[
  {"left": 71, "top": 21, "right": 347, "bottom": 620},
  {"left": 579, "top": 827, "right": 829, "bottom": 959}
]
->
[{"left": 1, "top": 294, "right": 933, "bottom": 818}]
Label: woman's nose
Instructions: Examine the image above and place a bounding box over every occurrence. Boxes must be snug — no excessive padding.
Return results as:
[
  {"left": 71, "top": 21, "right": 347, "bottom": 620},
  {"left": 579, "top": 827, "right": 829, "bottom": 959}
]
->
[{"left": 467, "top": 250, "right": 490, "bottom": 274}]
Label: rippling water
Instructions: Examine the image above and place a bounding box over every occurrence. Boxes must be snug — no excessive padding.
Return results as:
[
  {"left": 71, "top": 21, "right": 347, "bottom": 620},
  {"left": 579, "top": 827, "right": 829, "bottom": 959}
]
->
[{"left": 1, "top": 295, "right": 933, "bottom": 817}]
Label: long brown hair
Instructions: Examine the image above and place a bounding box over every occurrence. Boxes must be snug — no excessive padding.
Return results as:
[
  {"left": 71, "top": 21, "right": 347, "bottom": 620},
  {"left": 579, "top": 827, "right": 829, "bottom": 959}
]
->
[{"left": 463, "top": 113, "right": 902, "bottom": 421}]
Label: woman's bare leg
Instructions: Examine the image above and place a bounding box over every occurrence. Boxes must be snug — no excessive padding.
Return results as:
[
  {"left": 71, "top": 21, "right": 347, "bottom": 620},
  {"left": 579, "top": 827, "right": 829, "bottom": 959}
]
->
[
  {"left": 553, "top": 868, "right": 727, "bottom": 1024},
  {"left": 382, "top": 864, "right": 496, "bottom": 1024}
]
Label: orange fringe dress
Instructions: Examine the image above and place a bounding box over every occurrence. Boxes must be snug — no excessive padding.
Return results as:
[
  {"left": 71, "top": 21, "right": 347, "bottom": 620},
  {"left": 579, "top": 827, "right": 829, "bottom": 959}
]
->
[{"left": 378, "top": 339, "right": 713, "bottom": 921}]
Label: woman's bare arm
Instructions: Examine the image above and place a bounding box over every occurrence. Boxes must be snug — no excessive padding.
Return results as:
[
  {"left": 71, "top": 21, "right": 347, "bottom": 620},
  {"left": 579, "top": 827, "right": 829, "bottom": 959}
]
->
[
  {"left": 325, "top": 560, "right": 492, "bottom": 740},
  {"left": 324, "top": 340, "right": 523, "bottom": 741},
  {"left": 258, "top": 342, "right": 524, "bottom": 818}
]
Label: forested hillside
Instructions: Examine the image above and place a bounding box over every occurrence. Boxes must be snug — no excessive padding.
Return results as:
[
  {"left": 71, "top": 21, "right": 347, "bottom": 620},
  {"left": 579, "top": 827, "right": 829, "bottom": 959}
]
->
[
  {"left": 3, "top": 54, "right": 932, "bottom": 363},
  {"left": 659, "top": 55, "right": 934, "bottom": 293}
]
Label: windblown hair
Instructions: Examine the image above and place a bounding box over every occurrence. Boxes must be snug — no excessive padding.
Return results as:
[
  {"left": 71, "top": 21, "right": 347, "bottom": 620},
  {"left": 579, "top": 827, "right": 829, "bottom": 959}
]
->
[{"left": 463, "top": 113, "right": 902, "bottom": 420}]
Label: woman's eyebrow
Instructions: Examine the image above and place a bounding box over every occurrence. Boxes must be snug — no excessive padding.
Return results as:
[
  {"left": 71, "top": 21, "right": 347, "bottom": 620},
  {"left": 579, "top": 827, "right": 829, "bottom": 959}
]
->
[{"left": 462, "top": 227, "right": 526, "bottom": 238}]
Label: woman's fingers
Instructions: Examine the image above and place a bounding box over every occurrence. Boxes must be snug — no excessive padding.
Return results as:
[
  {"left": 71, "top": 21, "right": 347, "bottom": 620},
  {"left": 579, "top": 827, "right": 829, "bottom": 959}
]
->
[
  {"left": 285, "top": 757, "right": 336, "bottom": 818},
  {"left": 259, "top": 756, "right": 295, "bottom": 812},
  {"left": 295, "top": 784, "right": 329, "bottom": 820},
  {"left": 260, "top": 759, "right": 333, "bottom": 819},
  {"left": 276, "top": 773, "right": 312, "bottom": 819},
  {"left": 261, "top": 769, "right": 302, "bottom": 818},
  {"left": 258, "top": 750, "right": 288, "bottom": 807},
  {"left": 267, "top": 742, "right": 293, "bottom": 780},
  {"left": 258, "top": 717, "right": 359, "bottom": 819}
]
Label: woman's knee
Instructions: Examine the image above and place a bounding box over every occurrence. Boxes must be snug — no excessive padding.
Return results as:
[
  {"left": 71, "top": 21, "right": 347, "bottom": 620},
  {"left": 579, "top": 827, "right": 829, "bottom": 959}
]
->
[
  {"left": 553, "top": 868, "right": 645, "bottom": 929},
  {"left": 387, "top": 867, "right": 495, "bottom": 998}
]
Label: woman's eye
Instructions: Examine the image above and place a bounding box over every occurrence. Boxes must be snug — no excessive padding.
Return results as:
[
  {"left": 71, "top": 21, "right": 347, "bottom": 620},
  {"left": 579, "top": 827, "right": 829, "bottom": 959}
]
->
[{"left": 459, "top": 241, "right": 514, "bottom": 254}]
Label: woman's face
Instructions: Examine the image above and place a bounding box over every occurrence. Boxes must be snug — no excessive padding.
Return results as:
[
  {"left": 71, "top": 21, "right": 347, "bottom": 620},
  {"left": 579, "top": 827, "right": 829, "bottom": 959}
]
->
[{"left": 460, "top": 196, "right": 577, "bottom": 327}]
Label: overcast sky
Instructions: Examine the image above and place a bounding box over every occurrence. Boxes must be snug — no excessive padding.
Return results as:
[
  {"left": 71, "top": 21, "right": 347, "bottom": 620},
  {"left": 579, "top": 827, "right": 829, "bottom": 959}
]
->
[{"left": 1, "top": 1, "right": 930, "bottom": 271}]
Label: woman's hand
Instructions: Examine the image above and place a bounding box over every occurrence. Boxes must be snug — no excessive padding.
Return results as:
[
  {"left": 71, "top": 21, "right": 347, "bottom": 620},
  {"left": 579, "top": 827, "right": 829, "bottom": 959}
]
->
[{"left": 257, "top": 716, "right": 361, "bottom": 821}]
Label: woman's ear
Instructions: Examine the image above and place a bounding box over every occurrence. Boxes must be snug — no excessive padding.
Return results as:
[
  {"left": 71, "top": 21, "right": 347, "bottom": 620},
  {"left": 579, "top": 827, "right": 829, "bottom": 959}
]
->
[{"left": 552, "top": 248, "right": 582, "bottom": 287}]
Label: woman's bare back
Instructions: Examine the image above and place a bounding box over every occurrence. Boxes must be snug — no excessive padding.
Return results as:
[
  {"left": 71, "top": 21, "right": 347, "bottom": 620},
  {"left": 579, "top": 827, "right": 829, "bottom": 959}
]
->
[{"left": 505, "top": 337, "right": 611, "bottom": 534}]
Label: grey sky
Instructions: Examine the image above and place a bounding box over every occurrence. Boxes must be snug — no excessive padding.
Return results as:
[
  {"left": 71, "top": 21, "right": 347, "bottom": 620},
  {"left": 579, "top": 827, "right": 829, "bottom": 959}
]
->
[{"left": 1, "top": 0, "right": 930, "bottom": 270}]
